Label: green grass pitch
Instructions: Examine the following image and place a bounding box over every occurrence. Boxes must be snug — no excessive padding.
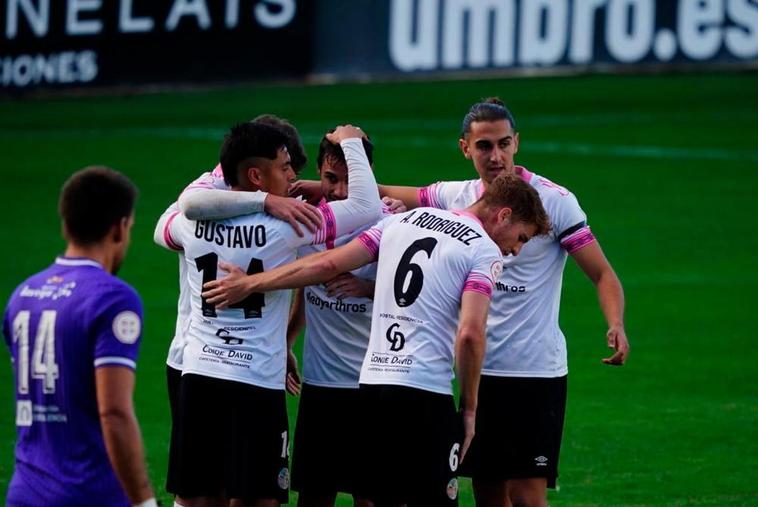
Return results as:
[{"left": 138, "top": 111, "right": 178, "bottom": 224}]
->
[{"left": 0, "top": 71, "right": 756, "bottom": 506}]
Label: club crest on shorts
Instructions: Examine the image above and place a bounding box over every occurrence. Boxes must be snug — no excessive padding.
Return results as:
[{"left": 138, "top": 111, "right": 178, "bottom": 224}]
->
[
  {"left": 277, "top": 467, "right": 290, "bottom": 489},
  {"left": 446, "top": 478, "right": 459, "bottom": 500}
]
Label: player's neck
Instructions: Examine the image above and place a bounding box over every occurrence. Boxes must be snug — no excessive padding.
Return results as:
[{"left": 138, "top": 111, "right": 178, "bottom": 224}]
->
[{"left": 63, "top": 243, "right": 112, "bottom": 272}]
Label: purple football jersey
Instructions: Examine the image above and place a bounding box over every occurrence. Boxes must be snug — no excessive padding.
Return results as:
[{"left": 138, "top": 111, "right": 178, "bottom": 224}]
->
[{"left": 3, "top": 257, "right": 143, "bottom": 506}]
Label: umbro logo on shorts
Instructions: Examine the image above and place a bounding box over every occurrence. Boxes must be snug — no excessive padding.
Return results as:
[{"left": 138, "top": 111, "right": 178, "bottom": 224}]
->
[{"left": 535, "top": 455, "right": 548, "bottom": 466}]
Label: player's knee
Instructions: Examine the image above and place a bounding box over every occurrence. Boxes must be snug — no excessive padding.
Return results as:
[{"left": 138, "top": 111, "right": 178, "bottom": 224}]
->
[{"left": 507, "top": 479, "right": 547, "bottom": 507}]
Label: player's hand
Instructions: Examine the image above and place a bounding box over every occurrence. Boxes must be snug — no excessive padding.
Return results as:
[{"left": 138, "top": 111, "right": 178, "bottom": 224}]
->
[
  {"left": 202, "top": 261, "right": 252, "bottom": 309},
  {"left": 602, "top": 325, "right": 629, "bottom": 365},
  {"left": 324, "top": 273, "right": 375, "bottom": 300},
  {"left": 460, "top": 409, "right": 476, "bottom": 463},
  {"left": 288, "top": 180, "right": 324, "bottom": 205},
  {"left": 286, "top": 349, "right": 302, "bottom": 396},
  {"left": 382, "top": 196, "right": 408, "bottom": 214},
  {"left": 326, "top": 125, "right": 365, "bottom": 144},
  {"left": 264, "top": 194, "right": 322, "bottom": 237}
]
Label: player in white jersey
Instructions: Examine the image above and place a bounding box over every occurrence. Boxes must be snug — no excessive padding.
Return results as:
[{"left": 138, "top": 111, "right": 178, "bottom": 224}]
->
[
  {"left": 154, "top": 122, "right": 382, "bottom": 507},
  {"left": 281, "top": 131, "right": 393, "bottom": 507},
  {"left": 201, "top": 172, "right": 551, "bottom": 506},
  {"left": 154, "top": 114, "right": 321, "bottom": 497},
  {"left": 378, "top": 98, "right": 630, "bottom": 507}
]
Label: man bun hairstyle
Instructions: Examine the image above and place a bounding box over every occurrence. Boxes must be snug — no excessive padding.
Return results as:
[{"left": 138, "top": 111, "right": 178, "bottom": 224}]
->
[
  {"left": 481, "top": 172, "right": 551, "bottom": 236},
  {"left": 252, "top": 114, "right": 308, "bottom": 174},
  {"left": 219, "top": 121, "right": 289, "bottom": 186},
  {"left": 59, "top": 166, "right": 138, "bottom": 245},
  {"left": 316, "top": 128, "right": 374, "bottom": 170},
  {"left": 461, "top": 97, "right": 517, "bottom": 138}
]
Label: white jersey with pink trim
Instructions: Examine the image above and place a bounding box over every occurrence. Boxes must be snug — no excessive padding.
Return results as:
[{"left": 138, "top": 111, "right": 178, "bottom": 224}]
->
[
  {"left": 356, "top": 208, "right": 502, "bottom": 395},
  {"left": 163, "top": 167, "right": 231, "bottom": 370},
  {"left": 418, "top": 167, "right": 595, "bottom": 377},
  {"left": 157, "top": 139, "right": 381, "bottom": 388},
  {"left": 297, "top": 205, "right": 392, "bottom": 388}
]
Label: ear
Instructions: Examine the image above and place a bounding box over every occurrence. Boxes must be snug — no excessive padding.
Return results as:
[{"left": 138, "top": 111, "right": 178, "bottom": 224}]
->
[
  {"left": 513, "top": 132, "right": 520, "bottom": 155},
  {"left": 112, "top": 216, "right": 129, "bottom": 244},
  {"left": 247, "top": 166, "right": 264, "bottom": 187},
  {"left": 459, "top": 138, "right": 471, "bottom": 159},
  {"left": 498, "top": 206, "right": 513, "bottom": 225}
]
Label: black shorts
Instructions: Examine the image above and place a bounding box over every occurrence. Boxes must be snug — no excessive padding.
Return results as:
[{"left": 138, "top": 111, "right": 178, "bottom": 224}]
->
[
  {"left": 357, "top": 384, "right": 462, "bottom": 506},
  {"left": 291, "top": 383, "right": 363, "bottom": 495},
  {"left": 459, "top": 375, "right": 567, "bottom": 488},
  {"left": 165, "top": 364, "right": 182, "bottom": 494},
  {"left": 173, "top": 373, "right": 289, "bottom": 503}
]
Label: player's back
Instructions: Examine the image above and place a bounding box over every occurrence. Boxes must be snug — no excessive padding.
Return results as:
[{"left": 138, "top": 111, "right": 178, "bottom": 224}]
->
[
  {"left": 3, "top": 257, "right": 141, "bottom": 506},
  {"left": 176, "top": 213, "right": 306, "bottom": 389},
  {"left": 359, "top": 207, "right": 502, "bottom": 395}
]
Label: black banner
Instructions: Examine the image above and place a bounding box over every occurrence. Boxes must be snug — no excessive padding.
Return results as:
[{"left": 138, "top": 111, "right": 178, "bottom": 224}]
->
[
  {"left": 0, "top": 0, "right": 311, "bottom": 89},
  {"left": 313, "top": 0, "right": 758, "bottom": 76}
]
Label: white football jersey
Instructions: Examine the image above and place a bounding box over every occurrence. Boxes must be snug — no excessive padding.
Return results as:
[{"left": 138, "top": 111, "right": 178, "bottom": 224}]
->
[
  {"left": 298, "top": 204, "right": 392, "bottom": 388},
  {"left": 162, "top": 166, "right": 232, "bottom": 370},
  {"left": 158, "top": 139, "right": 381, "bottom": 388},
  {"left": 357, "top": 208, "right": 503, "bottom": 395},
  {"left": 418, "top": 167, "right": 595, "bottom": 377}
]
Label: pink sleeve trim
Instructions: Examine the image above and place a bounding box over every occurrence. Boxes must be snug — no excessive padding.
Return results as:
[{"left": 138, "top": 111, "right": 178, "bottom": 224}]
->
[
  {"left": 418, "top": 183, "right": 442, "bottom": 208},
  {"left": 561, "top": 226, "right": 596, "bottom": 254},
  {"left": 463, "top": 273, "right": 494, "bottom": 299},
  {"left": 357, "top": 229, "right": 382, "bottom": 260},
  {"left": 163, "top": 211, "right": 183, "bottom": 251},
  {"left": 312, "top": 203, "right": 337, "bottom": 245}
]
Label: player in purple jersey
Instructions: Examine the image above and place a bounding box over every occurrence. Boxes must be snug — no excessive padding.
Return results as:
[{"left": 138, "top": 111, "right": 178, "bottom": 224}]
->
[{"left": 3, "top": 167, "right": 156, "bottom": 507}]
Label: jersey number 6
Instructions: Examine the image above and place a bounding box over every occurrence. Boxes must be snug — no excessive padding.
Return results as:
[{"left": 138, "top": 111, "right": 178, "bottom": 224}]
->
[{"left": 393, "top": 237, "right": 438, "bottom": 307}]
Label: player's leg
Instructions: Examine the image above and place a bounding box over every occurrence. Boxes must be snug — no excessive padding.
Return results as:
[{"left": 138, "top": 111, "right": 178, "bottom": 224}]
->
[
  {"left": 471, "top": 478, "right": 507, "bottom": 507},
  {"left": 166, "top": 365, "right": 182, "bottom": 496},
  {"left": 505, "top": 478, "right": 548, "bottom": 507}
]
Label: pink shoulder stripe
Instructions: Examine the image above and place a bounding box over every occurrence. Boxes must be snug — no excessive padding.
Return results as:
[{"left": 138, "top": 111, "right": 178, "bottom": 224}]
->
[
  {"left": 163, "top": 211, "right": 183, "bottom": 251},
  {"left": 211, "top": 164, "right": 223, "bottom": 177}
]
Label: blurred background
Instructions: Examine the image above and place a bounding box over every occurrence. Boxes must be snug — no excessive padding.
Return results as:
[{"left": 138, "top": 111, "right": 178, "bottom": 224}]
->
[{"left": 1, "top": 1, "right": 756, "bottom": 505}]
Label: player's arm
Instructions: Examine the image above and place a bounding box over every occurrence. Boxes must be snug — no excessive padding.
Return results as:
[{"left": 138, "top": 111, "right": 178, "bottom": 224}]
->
[
  {"left": 285, "top": 288, "right": 305, "bottom": 395},
  {"left": 203, "top": 238, "right": 375, "bottom": 309},
  {"left": 179, "top": 187, "right": 322, "bottom": 237},
  {"left": 571, "top": 241, "right": 629, "bottom": 365},
  {"left": 455, "top": 290, "right": 489, "bottom": 462},
  {"left": 316, "top": 127, "right": 383, "bottom": 241},
  {"left": 96, "top": 366, "right": 155, "bottom": 505},
  {"left": 378, "top": 184, "right": 423, "bottom": 209}
]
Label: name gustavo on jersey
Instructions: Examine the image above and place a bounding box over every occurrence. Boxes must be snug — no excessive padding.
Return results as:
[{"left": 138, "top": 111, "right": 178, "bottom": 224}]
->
[
  {"left": 400, "top": 210, "right": 482, "bottom": 246},
  {"left": 306, "top": 289, "right": 368, "bottom": 314},
  {"left": 194, "top": 220, "right": 267, "bottom": 248}
]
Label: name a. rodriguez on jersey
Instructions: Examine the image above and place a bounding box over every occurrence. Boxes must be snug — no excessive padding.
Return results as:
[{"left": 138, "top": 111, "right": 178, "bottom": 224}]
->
[{"left": 400, "top": 210, "right": 483, "bottom": 245}]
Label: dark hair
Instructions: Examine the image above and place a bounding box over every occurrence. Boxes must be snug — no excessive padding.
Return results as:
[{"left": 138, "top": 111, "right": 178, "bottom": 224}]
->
[
  {"left": 59, "top": 166, "right": 138, "bottom": 245},
  {"left": 480, "top": 172, "right": 550, "bottom": 236},
  {"left": 316, "top": 130, "right": 374, "bottom": 170},
  {"left": 460, "top": 97, "right": 517, "bottom": 138},
  {"left": 252, "top": 114, "right": 307, "bottom": 173},
  {"left": 219, "top": 122, "right": 289, "bottom": 186}
]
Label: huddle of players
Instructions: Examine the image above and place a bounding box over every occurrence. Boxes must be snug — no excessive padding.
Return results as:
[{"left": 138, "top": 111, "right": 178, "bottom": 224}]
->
[{"left": 3, "top": 97, "right": 628, "bottom": 507}]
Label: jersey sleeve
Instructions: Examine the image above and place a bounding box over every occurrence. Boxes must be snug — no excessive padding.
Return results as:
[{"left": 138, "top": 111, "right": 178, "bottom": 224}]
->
[
  {"left": 356, "top": 214, "right": 392, "bottom": 262},
  {"left": 550, "top": 192, "right": 595, "bottom": 254},
  {"left": 177, "top": 167, "right": 269, "bottom": 221},
  {"left": 463, "top": 243, "right": 503, "bottom": 300},
  {"left": 286, "top": 138, "right": 382, "bottom": 249},
  {"left": 154, "top": 208, "right": 194, "bottom": 252},
  {"left": 418, "top": 181, "right": 466, "bottom": 210},
  {"left": 91, "top": 284, "right": 144, "bottom": 370}
]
